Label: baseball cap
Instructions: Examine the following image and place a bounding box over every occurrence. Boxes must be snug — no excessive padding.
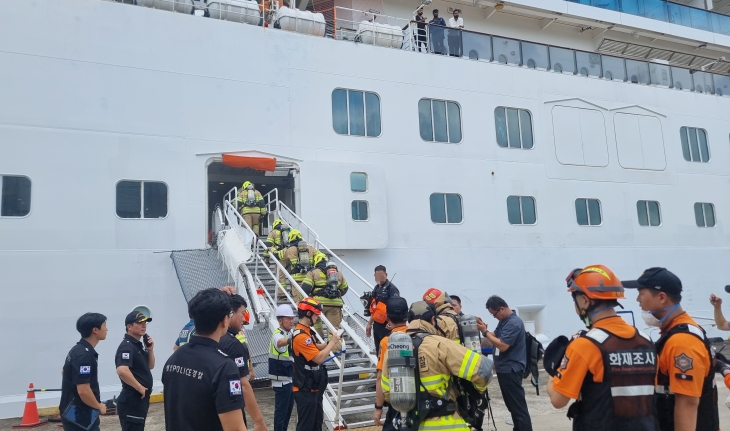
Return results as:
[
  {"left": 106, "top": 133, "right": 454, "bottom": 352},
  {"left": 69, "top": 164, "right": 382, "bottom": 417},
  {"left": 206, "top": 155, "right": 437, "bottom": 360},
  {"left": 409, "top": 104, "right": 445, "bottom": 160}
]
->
[
  {"left": 125, "top": 311, "right": 152, "bottom": 325},
  {"left": 386, "top": 297, "right": 408, "bottom": 318},
  {"left": 622, "top": 267, "right": 682, "bottom": 295}
]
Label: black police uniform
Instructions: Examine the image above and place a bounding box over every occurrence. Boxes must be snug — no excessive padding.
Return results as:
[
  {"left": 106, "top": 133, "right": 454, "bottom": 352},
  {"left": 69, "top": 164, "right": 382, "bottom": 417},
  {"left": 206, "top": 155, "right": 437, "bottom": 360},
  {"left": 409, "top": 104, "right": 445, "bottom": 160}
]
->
[
  {"left": 162, "top": 336, "right": 245, "bottom": 431},
  {"left": 219, "top": 327, "right": 251, "bottom": 425},
  {"left": 115, "top": 334, "right": 153, "bottom": 431},
  {"left": 60, "top": 339, "right": 101, "bottom": 431},
  {"left": 372, "top": 280, "right": 400, "bottom": 354}
]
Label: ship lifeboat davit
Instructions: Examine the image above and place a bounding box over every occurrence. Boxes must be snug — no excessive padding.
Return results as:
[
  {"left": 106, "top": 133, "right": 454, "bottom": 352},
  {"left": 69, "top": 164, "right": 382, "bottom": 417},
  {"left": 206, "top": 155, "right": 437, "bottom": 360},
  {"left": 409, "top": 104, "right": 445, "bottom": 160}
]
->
[
  {"left": 138, "top": 0, "right": 195, "bottom": 14},
  {"left": 208, "top": 0, "right": 262, "bottom": 25},
  {"left": 275, "top": 7, "right": 326, "bottom": 37},
  {"left": 355, "top": 21, "right": 403, "bottom": 49}
]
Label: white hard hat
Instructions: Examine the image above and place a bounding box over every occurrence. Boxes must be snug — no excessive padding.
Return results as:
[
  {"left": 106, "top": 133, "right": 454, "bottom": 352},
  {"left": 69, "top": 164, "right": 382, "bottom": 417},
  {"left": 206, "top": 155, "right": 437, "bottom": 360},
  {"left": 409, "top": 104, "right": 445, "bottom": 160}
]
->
[{"left": 275, "top": 304, "right": 295, "bottom": 318}]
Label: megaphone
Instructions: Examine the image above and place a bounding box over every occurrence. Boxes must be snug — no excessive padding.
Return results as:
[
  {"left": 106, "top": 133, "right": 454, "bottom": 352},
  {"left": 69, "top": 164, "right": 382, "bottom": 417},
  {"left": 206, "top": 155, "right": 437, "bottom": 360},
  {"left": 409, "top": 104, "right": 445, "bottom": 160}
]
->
[{"left": 132, "top": 305, "right": 152, "bottom": 320}]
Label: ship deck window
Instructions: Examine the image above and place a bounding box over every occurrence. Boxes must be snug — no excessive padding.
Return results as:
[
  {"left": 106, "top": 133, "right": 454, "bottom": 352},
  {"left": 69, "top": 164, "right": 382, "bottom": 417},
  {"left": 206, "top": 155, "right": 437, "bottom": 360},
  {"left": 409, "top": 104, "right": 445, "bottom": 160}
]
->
[
  {"left": 116, "top": 180, "right": 168, "bottom": 219},
  {"left": 575, "top": 52, "right": 601, "bottom": 78},
  {"left": 430, "top": 193, "right": 462, "bottom": 224},
  {"left": 694, "top": 203, "right": 716, "bottom": 227},
  {"left": 671, "top": 67, "right": 692, "bottom": 91},
  {"left": 549, "top": 47, "right": 576, "bottom": 74},
  {"left": 626, "top": 60, "right": 650, "bottom": 85},
  {"left": 419, "top": 99, "right": 462, "bottom": 143},
  {"left": 714, "top": 75, "right": 730, "bottom": 96},
  {"left": 493, "top": 37, "right": 521, "bottom": 66},
  {"left": 507, "top": 196, "right": 536, "bottom": 225},
  {"left": 575, "top": 198, "right": 602, "bottom": 226},
  {"left": 495, "top": 107, "right": 533, "bottom": 149},
  {"left": 350, "top": 172, "right": 368, "bottom": 192},
  {"left": 637, "top": 200, "right": 661, "bottom": 226},
  {"left": 522, "top": 42, "right": 548, "bottom": 70},
  {"left": 601, "top": 55, "right": 627, "bottom": 82},
  {"left": 692, "top": 71, "right": 715, "bottom": 94},
  {"left": 332, "top": 89, "right": 381, "bottom": 137},
  {"left": 680, "top": 127, "right": 710, "bottom": 163},
  {"left": 0, "top": 175, "right": 31, "bottom": 217},
  {"left": 462, "top": 31, "right": 491, "bottom": 62},
  {"left": 351, "top": 200, "right": 369, "bottom": 221}
]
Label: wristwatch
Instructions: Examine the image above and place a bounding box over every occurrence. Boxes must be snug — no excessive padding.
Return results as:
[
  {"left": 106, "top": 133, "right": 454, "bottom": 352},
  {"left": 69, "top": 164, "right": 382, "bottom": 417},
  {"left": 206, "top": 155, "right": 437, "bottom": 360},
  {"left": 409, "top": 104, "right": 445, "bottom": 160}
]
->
[{"left": 374, "top": 404, "right": 383, "bottom": 410}]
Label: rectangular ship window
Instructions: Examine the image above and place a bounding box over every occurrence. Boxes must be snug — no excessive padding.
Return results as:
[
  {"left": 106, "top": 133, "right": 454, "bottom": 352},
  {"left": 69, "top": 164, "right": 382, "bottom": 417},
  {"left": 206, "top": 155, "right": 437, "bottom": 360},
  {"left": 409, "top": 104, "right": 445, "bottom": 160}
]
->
[
  {"left": 116, "top": 181, "right": 168, "bottom": 219},
  {"left": 0, "top": 175, "right": 31, "bottom": 217}
]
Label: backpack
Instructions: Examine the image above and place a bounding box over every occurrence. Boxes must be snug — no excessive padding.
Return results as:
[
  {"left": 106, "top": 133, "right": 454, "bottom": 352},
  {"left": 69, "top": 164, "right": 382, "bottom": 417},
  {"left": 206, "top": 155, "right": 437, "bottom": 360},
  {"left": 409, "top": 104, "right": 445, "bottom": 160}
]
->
[{"left": 523, "top": 331, "right": 544, "bottom": 395}]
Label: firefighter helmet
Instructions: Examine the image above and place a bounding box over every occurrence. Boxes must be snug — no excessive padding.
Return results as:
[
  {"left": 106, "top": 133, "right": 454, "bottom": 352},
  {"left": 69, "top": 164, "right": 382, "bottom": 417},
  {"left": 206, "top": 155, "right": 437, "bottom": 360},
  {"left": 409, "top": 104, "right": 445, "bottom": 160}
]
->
[
  {"left": 242, "top": 181, "right": 254, "bottom": 190},
  {"left": 422, "top": 288, "right": 450, "bottom": 306},
  {"left": 288, "top": 229, "right": 303, "bottom": 243},
  {"left": 313, "top": 252, "right": 328, "bottom": 268},
  {"left": 408, "top": 300, "right": 437, "bottom": 323},
  {"left": 566, "top": 264, "right": 625, "bottom": 300},
  {"left": 298, "top": 298, "right": 323, "bottom": 315},
  {"left": 272, "top": 219, "right": 284, "bottom": 230}
]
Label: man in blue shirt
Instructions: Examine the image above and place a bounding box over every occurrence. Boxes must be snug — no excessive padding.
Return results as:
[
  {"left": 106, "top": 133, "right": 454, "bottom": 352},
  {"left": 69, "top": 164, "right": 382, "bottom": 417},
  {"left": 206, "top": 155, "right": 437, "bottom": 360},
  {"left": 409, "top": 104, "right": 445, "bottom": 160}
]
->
[
  {"left": 428, "top": 9, "right": 446, "bottom": 55},
  {"left": 477, "top": 296, "right": 533, "bottom": 431}
]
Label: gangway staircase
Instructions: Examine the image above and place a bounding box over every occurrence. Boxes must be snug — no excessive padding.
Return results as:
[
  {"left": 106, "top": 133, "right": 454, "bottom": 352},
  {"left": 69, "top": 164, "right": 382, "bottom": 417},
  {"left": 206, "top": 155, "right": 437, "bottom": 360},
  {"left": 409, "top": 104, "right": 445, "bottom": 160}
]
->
[{"left": 212, "top": 187, "right": 380, "bottom": 430}]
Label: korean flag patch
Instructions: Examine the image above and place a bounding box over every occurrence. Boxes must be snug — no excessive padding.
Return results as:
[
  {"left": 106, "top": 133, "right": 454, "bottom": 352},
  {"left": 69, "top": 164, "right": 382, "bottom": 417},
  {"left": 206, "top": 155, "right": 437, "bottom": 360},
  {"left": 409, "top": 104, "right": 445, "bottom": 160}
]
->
[
  {"left": 122, "top": 353, "right": 130, "bottom": 360},
  {"left": 229, "top": 380, "right": 242, "bottom": 396},
  {"left": 235, "top": 357, "right": 245, "bottom": 367},
  {"left": 79, "top": 366, "right": 91, "bottom": 375}
]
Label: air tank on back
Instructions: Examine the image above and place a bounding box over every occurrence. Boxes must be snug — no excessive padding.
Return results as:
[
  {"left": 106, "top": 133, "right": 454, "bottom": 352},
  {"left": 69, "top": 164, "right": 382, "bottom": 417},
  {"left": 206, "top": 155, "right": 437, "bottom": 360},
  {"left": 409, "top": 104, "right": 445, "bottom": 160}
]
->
[
  {"left": 386, "top": 332, "right": 417, "bottom": 414},
  {"left": 460, "top": 314, "right": 481, "bottom": 353}
]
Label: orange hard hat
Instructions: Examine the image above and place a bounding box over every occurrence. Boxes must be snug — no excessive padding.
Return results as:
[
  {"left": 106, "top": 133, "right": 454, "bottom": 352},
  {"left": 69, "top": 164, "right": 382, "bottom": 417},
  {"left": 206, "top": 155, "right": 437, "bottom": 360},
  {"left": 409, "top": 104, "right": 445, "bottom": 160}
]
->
[
  {"left": 423, "top": 288, "right": 443, "bottom": 304},
  {"left": 298, "top": 298, "right": 323, "bottom": 315},
  {"left": 566, "top": 265, "right": 625, "bottom": 300}
]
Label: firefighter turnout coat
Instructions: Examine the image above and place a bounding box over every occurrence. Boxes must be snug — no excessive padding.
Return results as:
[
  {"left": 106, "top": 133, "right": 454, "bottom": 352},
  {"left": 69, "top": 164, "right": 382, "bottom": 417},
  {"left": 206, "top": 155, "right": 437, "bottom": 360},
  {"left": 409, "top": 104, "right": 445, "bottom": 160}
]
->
[{"left": 301, "top": 268, "right": 349, "bottom": 307}]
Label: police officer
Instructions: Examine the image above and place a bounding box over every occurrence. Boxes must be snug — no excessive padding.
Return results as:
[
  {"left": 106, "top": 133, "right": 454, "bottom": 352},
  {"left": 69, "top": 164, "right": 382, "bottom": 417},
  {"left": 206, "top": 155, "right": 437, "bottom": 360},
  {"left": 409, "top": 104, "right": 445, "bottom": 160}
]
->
[
  {"left": 545, "top": 265, "right": 658, "bottom": 431},
  {"left": 302, "top": 253, "right": 349, "bottom": 349},
  {"left": 422, "top": 288, "right": 461, "bottom": 342},
  {"left": 60, "top": 313, "right": 108, "bottom": 431},
  {"left": 374, "top": 297, "right": 409, "bottom": 431},
  {"left": 264, "top": 219, "right": 290, "bottom": 266},
  {"left": 277, "top": 230, "right": 319, "bottom": 303},
  {"left": 270, "top": 305, "right": 296, "bottom": 431},
  {"left": 219, "top": 295, "right": 267, "bottom": 431},
  {"left": 291, "top": 298, "right": 341, "bottom": 431},
  {"left": 115, "top": 311, "right": 155, "bottom": 431},
  {"left": 381, "top": 301, "right": 493, "bottom": 431},
  {"left": 366, "top": 265, "right": 400, "bottom": 355},
  {"left": 623, "top": 267, "right": 719, "bottom": 431},
  {"left": 237, "top": 180, "right": 266, "bottom": 234},
  {"left": 162, "top": 288, "right": 246, "bottom": 431}
]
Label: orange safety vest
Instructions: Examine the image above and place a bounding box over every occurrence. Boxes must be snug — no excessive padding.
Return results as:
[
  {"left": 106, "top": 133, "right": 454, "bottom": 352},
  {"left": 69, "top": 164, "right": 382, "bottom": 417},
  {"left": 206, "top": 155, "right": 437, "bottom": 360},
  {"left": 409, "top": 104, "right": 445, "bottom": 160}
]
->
[{"left": 369, "top": 299, "right": 388, "bottom": 324}]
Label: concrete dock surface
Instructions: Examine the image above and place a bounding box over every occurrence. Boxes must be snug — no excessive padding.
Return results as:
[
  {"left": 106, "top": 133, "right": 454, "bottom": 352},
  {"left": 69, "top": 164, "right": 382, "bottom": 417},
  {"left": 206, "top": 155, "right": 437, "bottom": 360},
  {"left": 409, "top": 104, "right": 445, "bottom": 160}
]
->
[{"left": 3, "top": 375, "right": 729, "bottom": 431}]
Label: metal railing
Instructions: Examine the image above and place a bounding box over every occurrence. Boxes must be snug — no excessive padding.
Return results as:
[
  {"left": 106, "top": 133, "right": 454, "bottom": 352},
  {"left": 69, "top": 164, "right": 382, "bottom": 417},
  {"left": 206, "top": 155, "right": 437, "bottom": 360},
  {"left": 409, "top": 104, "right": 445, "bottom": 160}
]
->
[{"left": 565, "top": 0, "right": 730, "bottom": 36}]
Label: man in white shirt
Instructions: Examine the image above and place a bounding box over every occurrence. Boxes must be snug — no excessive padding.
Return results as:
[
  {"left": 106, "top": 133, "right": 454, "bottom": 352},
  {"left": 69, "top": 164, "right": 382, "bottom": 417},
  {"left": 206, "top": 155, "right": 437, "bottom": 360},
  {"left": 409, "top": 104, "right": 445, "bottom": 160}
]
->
[
  {"left": 269, "top": 305, "right": 296, "bottom": 431},
  {"left": 447, "top": 9, "right": 463, "bottom": 57}
]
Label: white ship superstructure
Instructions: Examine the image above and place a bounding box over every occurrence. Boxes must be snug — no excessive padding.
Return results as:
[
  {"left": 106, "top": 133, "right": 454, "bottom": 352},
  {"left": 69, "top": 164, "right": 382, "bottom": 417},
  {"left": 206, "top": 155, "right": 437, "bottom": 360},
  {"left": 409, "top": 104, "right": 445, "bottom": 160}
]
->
[{"left": 1, "top": 0, "right": 730, "bottom": 423}]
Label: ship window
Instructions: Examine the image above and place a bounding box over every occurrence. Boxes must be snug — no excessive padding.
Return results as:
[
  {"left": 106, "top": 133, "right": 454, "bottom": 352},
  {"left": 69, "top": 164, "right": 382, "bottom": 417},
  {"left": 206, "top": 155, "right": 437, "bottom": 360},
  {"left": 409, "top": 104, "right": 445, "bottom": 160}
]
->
[
  {"left": 419, "top": 99, "right": 462, "bottom": 143},
  {"left": 549, "top": 47, "right": 576, "bottom": 74},
  {"left": 332, "top": 89, "right": 381, "bottom": 137},
  {"left": 637, "top": 200, "right": 661, "bottom": 227},
  {"left": 351, "top": 200, "right": 369, "bottom": 221},
  {"left": 495, "top": 107, "right": 533, "bottom": 149},
  {"left": 116, "top": 181, "right": 168, "bottom": 219},
  {"left": 575, "top": 198, "right": 602, "bottom": 226},
  {"left": 430, "top": 193, "right": 462, "bottom": 224},
  {"left": 507, "top": 196, "right": 536, "bottom": 225},
  {"left": 680, "top": 127, "right": 709, "bottom": 163},
  {"left": 350, "top": 172, "right": 368, "bottom": 193},
  {"left": 694, "top": 203, "right": 715, "bottom": 228},
  {"left": 0, "top": 175, "right": 31, "bottom": 217}
]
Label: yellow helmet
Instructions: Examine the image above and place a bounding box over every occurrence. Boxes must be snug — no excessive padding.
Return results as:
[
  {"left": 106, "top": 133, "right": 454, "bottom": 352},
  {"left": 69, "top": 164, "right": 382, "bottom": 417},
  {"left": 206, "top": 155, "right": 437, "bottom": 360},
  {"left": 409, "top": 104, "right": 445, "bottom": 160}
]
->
[
  {"left": 272, "top": 219, "right": 283, "bottom": 230},
  {"left": 313, "top": 252, "right": 328, "bottom": 267},
  {"left": 242, "top": 181, "right": 253, "bottom": 190},
  {"left": 288, "top": 229, "right": 303, "bottom": 243}
]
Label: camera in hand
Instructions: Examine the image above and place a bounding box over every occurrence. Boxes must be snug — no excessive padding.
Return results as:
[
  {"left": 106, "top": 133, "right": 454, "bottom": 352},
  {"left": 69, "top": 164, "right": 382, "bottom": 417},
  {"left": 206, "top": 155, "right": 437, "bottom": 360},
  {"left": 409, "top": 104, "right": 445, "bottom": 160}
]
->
[{"left": 360, "top": 291, "right": 374, "bottom": 316}]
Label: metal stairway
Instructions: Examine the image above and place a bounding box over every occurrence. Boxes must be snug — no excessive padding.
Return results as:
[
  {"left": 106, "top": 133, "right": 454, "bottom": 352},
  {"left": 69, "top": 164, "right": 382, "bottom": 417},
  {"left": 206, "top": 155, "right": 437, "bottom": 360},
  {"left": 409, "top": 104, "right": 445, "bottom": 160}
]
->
[{"left": 215, "top": 187, "right": 380, "bottom": 430}]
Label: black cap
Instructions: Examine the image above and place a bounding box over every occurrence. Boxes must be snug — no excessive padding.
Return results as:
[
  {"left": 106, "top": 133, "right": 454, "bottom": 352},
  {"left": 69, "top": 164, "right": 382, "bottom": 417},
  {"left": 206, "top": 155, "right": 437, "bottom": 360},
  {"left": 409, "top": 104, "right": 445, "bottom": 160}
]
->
[
  {"left": 543, "top": 336, "right": 569, "bottom": 377},
  {"left": 622, "top": 267, "right": 682, "bottom": 295},
  {"left": 125, "top": 311, "right": 152, "bottom": 325},
  {"left": 386, "top": 297, "right": 408, "bottom": 319}
]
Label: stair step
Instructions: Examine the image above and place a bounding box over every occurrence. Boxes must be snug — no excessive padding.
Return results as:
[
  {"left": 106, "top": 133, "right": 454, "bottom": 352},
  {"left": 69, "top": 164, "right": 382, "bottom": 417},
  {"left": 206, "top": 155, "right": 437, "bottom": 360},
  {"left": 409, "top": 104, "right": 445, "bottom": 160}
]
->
[
  {"left": 328, "top": 391, "right": 376, "bottom": 401},
  {"left": 338, "top": 405, "right": 376, "bottom": 415},
  {"left": 337, "top": 378, "right": 376, "bottom": 388},
  {"left": 345, "top": 420, "right": 380, "bottom": 428},
  {"left": 343, "top": 358, "right": 373, "bottom": 365}
]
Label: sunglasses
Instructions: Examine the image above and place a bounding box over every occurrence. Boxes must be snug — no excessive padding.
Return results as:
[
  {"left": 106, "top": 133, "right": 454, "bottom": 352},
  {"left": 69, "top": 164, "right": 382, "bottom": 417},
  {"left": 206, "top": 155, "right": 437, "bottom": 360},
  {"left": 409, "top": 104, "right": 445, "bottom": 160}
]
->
[{"left": 489, "top": 308, "right": 502, "bottom": 317}]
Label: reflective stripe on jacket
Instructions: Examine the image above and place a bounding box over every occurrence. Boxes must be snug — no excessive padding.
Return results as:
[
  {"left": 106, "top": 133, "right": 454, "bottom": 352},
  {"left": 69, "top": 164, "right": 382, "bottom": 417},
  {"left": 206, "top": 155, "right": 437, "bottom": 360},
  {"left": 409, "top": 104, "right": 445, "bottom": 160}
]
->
[{"left": 269, "top": 328, "right": 293, "bottom": 382}]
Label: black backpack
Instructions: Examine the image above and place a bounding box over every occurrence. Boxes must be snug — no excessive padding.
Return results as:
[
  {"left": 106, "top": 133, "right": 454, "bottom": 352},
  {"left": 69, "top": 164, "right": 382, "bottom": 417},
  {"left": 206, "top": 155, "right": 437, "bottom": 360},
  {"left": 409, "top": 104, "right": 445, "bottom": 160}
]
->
[{"left": 523, "top": 331, "right": 544, "bottom": 395}]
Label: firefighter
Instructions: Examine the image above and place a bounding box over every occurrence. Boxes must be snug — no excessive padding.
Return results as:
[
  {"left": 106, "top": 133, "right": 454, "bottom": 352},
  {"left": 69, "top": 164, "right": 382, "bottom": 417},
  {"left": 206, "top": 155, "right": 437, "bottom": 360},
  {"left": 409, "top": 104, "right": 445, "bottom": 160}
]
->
[
  {"left": 544, "top": 264, "right": 659, "bottom": 431},
  {"left": 422, "top": 288, "right": 461, "bottom": 342},
  {"left": 237, "top": 181, "right": 266, "bottom": 234},
  {"left": 291, "top": 298, "right": 341, "bottom": 431},
  {"left": 374, "top": 297, "right": 409, "bottom": 431},
  {"left": 277, "top": 230, "right": 319, "bottom": 303},
  {"left": 302, "top": 253, "right": 349, "bottom": 350},
  {"left": 381, "top": 301, "right": 493, "bottom": 431},
  {"left": 264, "top": 219, "right": 290, "bottom": 266},
  {"left": 623, "top": 267, "right": 719, "bottom": 431}
]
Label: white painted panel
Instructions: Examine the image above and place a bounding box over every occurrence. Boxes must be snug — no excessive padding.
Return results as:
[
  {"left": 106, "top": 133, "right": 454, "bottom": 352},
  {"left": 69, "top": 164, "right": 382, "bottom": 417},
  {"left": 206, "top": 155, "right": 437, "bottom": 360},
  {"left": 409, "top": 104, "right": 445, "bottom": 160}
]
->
[
  {"left": 299, "top": 161, "right": 388, "bottom": 249},
  {"left": 614, "top": 113, "right": 644, "bottom": 169},
  {"left": 638, "top": 115, "right": 667, "bottom": 171},
  {"left": 580, "top": 109, "right": 608, "bottom": 167},
  {"left": 552, "top": 106, "right": 584, "bottom": 166}
]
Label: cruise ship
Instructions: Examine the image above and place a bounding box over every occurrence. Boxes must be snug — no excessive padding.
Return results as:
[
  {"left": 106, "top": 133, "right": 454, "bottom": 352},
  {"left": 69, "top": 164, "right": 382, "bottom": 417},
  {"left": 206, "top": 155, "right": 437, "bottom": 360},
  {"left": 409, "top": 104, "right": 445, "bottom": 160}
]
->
[{"left": 2, "top": 0, "right": 730, "bottom": 425}]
